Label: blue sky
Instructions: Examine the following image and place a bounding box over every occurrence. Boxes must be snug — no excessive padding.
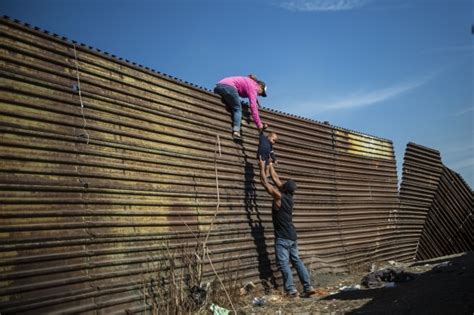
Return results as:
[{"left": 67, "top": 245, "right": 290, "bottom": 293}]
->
[{"left": 2, "top": 0, "right": 473, "bottom": 187}]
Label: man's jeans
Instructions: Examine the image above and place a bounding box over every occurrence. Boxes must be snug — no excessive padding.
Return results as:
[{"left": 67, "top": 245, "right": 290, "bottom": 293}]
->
[
  {"left": 275, "top": 238, "right": 313, "bottom": 294},
  {"left": 214, "top": 84, "right": 242, "bottom": 132}
]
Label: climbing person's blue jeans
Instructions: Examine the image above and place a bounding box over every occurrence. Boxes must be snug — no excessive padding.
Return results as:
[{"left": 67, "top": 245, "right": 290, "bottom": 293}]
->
[
  {"left": 214, "top": 84, "right": 242, "bottom": 133},
  {"left": 275, "top": 238, "right": 313, "bottom": 294}
]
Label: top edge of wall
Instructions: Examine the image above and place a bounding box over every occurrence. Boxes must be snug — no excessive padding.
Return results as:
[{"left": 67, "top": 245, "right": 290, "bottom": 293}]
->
[{"left": 1, "top": 15, "right": 394, "bottom": 144}]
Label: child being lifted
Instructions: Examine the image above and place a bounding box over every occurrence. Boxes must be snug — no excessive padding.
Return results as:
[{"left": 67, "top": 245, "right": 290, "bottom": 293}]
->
[{"left": 257, "top": 130, "right": 278, "bottom": 182}]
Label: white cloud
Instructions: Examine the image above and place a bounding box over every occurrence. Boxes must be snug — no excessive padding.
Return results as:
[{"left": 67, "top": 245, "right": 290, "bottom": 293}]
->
[
  {"left": 421, "top": 45, "right": 474, "bottom": 55},
  {"left": 287, "top": 71, "right": 439, "bottom": 116},
  {"left": 278, "top": 0, "right": 371, "bottom": 12},
  {"left": 454, "top": 106, "right": 474, "bottom": 116},
  {"left": 448, "top": 157, "right": 474, "bottom": 171},
  {"left": 442, "top": 143, "right": 474, "bottom": 154},
  {"left": 321, "top": 77, "right": 429, "bottom": 111}
]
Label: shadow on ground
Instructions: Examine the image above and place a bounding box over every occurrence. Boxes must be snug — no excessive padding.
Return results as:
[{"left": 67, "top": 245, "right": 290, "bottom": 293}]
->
[{"left": 322, "top": 252, "right": 474, "bottom": 314}]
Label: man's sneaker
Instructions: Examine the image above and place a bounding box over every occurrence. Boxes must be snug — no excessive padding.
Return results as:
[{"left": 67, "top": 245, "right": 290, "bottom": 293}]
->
[
  {"left": 302, "top": 289, "right": 317, "bottom": 298},
  {"left": 232, "top": 131, "right": 241, "bottom": 139},
  {"left": 287, "top": 291, "right": 299, "bottom": 298}
]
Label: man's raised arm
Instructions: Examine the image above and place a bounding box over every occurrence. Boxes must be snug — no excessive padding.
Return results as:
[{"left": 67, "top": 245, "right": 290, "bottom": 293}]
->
[
  {"left": 259, "top": 159, "right": 281, "bottom": 201},
  {"left": 269, "top": 163, "right": 283, "bottom": 189}
]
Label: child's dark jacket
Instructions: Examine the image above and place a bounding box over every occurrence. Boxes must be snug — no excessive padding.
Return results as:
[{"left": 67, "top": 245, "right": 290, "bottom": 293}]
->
[{"left": 257, "top": 132, "right": 276, "bottom": 165}]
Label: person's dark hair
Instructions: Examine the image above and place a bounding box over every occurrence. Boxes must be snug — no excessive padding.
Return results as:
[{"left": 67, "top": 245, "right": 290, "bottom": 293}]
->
[
  {"left": 248, "top": 74, "right": 267, "bottom": 97},
  {"left": 248, "top": 74, "right": 259, "bottom": 82},
  {"left": 281, "top": 180, "right": 297, "bottom": 195},
  {"left": 248, "top": 74, "right": 265, "bottom": 88}
]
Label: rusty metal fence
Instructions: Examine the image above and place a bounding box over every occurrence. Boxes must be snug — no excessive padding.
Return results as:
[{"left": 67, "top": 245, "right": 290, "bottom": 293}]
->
[
  {"left": 398, "top": 143, "right": 473, "bottom": 260},
  {"left": 398, "top": 144, "right": 473, "bottom": 260},
  {"left": 416, "top": 166, "right": 473, "bottom": 259},
  {"left": 0, "top": 17, "right": 471, "bottom": 314},
  {"left": 397, "top": 143, "right": 444, "bottom": 261}
]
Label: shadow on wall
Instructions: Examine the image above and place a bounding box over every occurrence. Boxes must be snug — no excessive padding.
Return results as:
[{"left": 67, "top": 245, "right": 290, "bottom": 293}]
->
[
  {"left": 322, "top": 252, "right": 474, "bottom": 315},
  {"left": 241, "top": 142, "right": 276, "bottom": 289}
]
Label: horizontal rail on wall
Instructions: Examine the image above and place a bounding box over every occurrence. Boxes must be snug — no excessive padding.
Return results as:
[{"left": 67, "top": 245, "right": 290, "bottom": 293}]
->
[{"left": 1, "top": 17, "right": 471, "bottom": 314}]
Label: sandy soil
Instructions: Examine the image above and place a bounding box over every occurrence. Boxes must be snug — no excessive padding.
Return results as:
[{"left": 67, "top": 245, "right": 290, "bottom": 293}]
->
[{"left": 237, "top": 252, "right": 474, "bottom": 315}]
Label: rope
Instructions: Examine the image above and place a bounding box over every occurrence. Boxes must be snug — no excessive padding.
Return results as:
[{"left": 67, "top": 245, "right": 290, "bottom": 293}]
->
[
  {"left": 72, "top": 43, "right": 90, "bottom": 144},
  {"left": 200, "top": 134, "right": 236, "bottom": 313},
  {"left": 206, "top": 250, "right": 237, "bottom": 314},
  {"left": 331, "top": 128, "right": 351, "bottom": 269}
]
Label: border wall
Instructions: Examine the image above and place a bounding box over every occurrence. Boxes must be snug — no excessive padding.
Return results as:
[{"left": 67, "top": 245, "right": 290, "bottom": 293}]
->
[
  {"left": 398, "top": 143, "right": 473, "bottom": 260},
  {"left": 0, "top": 17, "right": 471, "bottom": 314}
]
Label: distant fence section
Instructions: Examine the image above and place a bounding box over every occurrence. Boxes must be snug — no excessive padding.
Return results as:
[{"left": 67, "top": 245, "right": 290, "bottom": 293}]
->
[
  {"left": 398, "top": 143, "right": 473, "bottom": 260},
  {"left": 0, "top": 17, "right": 472, "bottom": 314}
]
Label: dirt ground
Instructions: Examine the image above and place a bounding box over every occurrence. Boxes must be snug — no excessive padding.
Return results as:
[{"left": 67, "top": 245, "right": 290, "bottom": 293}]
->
[{"left": 237, "top": 252, "right": 474, "bottom": 315}]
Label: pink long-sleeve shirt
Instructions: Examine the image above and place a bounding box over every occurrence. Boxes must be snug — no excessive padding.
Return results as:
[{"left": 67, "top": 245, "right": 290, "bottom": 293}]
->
[{"left": 218, "top": 76, "right": 263, "bottom": 129}]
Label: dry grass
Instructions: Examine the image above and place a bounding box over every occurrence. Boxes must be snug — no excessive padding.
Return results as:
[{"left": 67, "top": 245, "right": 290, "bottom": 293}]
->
[{"left": 139, "top": 240, "right": 245, "bottom": 314}]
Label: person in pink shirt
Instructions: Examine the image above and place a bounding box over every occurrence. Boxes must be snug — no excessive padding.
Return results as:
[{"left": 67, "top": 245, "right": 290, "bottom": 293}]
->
[{"left": 214, "top": 74, "right": 268, "bottom": 139}]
